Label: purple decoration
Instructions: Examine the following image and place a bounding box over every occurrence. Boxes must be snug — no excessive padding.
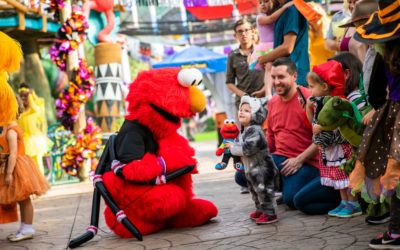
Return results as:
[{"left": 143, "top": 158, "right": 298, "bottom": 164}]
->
[
  {"left": 163, "top": 46, "right": 175, "bottom": 56},
  {"left": 223, "top": 46, "right": 232, "bottom": 55},
  {"left": 184, "top": 0, "right": 208, "bottom": 7}
]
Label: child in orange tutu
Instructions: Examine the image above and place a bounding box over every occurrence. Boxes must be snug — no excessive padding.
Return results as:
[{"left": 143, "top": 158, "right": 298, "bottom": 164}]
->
[{"left": 0, "top": 31, "right": 49, "bottom": 242}]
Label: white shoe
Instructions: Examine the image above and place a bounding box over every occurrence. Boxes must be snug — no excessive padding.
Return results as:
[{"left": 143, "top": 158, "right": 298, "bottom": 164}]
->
[
  {"left": 8, "top": 232, "right": 33, "bottom": 242},
  {"left": 240, "top": 187, "right": 249, "bottom": 194}
]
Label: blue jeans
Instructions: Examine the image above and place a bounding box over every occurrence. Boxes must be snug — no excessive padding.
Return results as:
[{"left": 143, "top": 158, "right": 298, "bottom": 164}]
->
[
  {"left": 235, "top": 171, "right": 247, "bottom": 188},
  {"left": 273, "top": 154, "right": 340, "bottom": 215}
]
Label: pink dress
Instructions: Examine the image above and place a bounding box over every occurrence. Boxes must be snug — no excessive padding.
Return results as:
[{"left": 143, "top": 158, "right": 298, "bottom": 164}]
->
[{"left": 249, "top": 14, "right": 275, "bottom": 71}]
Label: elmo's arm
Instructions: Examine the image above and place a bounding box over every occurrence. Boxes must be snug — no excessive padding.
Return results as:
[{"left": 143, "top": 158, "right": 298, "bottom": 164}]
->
[
  {"left": 216, "top": 140, "right": 225, "bottom": 156},
  {"left": 116, "top": 131, "right": 164, "bottom": 183}
]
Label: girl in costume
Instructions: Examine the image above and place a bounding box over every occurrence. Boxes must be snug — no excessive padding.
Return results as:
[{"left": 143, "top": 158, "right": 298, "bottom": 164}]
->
[
  {"left": 0, "top": 31, "right": 49, "bottom": 242},
  {"left": 18, "top": 83, "right": 50, "bottom": 175},
  {"left": 249, "top": 0, "right": 293, "bottom": 99},
  {"left": 306, "top": 60, "right": 362, "bottom": 218},
  {"left": 348, "top": 0, "right": 400, "bottom": 247}
]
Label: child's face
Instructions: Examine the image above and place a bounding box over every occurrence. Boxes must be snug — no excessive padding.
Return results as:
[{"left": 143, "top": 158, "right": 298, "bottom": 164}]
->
[
  {"left": 235, "top": 23, "right": 253, "bottom": 46},
  {"left": 259, "top": 0, "right": 271, "bottom": 14},
  {"left": 238, "top": 103, "right": 252, "bottom": 127},
  {"left": 307, "top": 77, "right": 329, "bottom": 97}
]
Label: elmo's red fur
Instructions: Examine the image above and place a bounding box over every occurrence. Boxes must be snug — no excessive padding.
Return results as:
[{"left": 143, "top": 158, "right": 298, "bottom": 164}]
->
[{"left": 102, "top": 68, "right": 218, "bottom": 237}]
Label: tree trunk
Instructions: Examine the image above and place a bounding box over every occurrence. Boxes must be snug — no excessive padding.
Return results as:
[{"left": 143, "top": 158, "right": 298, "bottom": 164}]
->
[{"left": 20, "top": 39, "right": 57, "bottom": 125}]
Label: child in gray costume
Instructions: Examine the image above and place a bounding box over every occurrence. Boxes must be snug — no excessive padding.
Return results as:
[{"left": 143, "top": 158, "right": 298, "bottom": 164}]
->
[{"left": 226, "top": 96, "right": 278, "bottom": 224}]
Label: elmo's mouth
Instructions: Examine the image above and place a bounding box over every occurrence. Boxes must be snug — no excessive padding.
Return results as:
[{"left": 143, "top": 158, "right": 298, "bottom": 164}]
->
[
  {"left": 150, "top": 103, "right": 180, "bottom": 124},
  {"left": 223, "top": 130, "right": 238, "bottom": 134}
]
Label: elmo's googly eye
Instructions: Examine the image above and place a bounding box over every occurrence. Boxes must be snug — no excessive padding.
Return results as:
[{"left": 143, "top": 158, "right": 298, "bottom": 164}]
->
[
  {"left": 178, "top": 68, "right": 203, "bottom": 87},
  {"left": 224, "top": 119, "right": 229, "bottom": 124},
  {"left": 229, "top": 120, "right": 235, "bottom": 124}
]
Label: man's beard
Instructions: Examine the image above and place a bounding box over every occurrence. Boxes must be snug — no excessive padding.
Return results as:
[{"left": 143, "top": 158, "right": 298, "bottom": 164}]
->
[{"left": 275, "top": 84, "right": 292, "bottom": 97}]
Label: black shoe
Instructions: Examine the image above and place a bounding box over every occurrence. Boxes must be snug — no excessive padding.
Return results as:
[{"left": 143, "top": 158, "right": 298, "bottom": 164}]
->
[
  {"left": 366, "top": 213, "right": 391, "bottom": 225},
  {"left": 369, "top": 231, "right": 400, "bottom": 249}
]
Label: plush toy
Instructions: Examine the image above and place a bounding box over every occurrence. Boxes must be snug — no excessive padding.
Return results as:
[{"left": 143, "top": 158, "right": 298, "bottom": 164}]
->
[
  {"left": 215, "top": 119, "right": 243, "bottom": 172},
  {"left": 69, "top": 68, "right": 218, "bottom": 248},
  {"left": 317, "top": 96, "right": 370, "bottom": 174},
  {"left": 317, "top": 96, "right": 369, "bottom": 147}
]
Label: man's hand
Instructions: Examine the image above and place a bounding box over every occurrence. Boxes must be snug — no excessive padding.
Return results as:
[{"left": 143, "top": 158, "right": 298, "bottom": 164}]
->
[
  {"left": 280, "top": 157, "right": 302, "bottom": 176},
  {"left": 251, "top": 87, "right": 266, "bottom": 98}
]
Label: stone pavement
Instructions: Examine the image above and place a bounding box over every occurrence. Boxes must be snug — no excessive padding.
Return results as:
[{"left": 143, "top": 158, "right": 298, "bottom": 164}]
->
[{"left": 0, "top": 140, "right": 386, "bottom": 250}]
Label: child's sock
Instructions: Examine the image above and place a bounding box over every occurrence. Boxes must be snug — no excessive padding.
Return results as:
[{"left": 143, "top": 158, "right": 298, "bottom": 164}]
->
[
  {"left": 18, "top": 222, "right": 24, "bottom": 232},
  {"left": 20, "top": 223, "right": 35, "bottom": 235}
]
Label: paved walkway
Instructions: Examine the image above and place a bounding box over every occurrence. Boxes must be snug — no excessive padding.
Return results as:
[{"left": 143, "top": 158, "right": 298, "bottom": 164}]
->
[{"left": 0, "top": 141, "right": 386, "bottom": 250}]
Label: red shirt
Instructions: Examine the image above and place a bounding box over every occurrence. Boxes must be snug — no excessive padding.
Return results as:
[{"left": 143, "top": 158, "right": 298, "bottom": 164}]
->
[{"left": 267, "top": 86, "right": 319, "bottom": 168}]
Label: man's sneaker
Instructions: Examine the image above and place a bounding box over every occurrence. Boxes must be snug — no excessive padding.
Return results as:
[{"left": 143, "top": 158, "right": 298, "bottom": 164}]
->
[
  {"left": 255, "top": 214, "right": 278, "bottom": 224},
  {"left": 250, "top": 210, "right": 262, "bottom": 220},
  {"left": 336, "top": 203, "right": 362, "bottom": 218},
  {"left": 369, "top": 231, "right": 400, "bottom": 249},
  {"left": 366, "top": 212, "right": 391, "bottom": 225},
  {"left": 328, "top": 202, "right": 346, "bottom": 217},
  {"left": 215, "top": 162, "right": 227, "bottom": 170},
  {"left": 240, "top": 186, "right": 249, "bottom": 194}
]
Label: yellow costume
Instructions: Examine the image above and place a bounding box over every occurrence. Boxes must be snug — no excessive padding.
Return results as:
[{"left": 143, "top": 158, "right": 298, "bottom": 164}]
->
[
  {"left": 17, "top": 91, "right": 50, "bottom": 175},
  {"left": 307, "top": 3, "right": 335, "bottom": 68}
]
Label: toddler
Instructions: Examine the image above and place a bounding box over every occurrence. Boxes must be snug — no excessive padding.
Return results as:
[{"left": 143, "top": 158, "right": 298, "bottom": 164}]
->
[{"left": 226, "top": 96, "right": 278, "bottom": 224}]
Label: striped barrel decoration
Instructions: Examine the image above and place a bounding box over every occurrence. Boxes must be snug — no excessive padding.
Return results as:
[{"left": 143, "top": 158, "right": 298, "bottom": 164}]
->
[{"left": 94, "top": 43, "right": 123, "bottom": 133}]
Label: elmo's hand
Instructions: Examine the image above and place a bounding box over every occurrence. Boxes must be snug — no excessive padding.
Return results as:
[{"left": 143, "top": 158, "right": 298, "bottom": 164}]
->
[{"left": 216, "top": 147, "right": 224, "bottom": 156}]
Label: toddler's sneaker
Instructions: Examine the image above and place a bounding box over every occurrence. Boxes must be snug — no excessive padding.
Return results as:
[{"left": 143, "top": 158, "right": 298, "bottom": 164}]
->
[
  {"left": 250, "top": 210, "right": 262, "bottom": 220},
  {"left": 240, "top": 186, "right": 250, "bottom": 194},
  {"left": 328, "top": 201, "right": 346, "bottom": 217},
  {"left": 369, "top": 231, "right": 400, "bottom": 249},
  {"left": 336, "top": 202, "right": 362, "bottom": 218},
  {"left": 215, "top": 162, "right": 227, "bottom": 170},
  {"left": 255, "top": 214, "right": 278, "bottom": 224},
  {"left": 234, "top": 162, "right": 245, "bottom": 172}
]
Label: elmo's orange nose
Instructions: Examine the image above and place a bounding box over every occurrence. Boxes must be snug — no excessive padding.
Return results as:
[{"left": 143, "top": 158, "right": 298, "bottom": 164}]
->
[{"left": 189, "top": 86, "right": 206, "bottom": 113}]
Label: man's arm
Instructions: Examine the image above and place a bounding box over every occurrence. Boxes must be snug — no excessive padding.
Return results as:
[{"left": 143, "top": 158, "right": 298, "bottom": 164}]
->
[
  {"left": 226, "top": 83, "right": 247, "bottom": 97},
  {"left": 258, "top": 32, "right": 297, "bottom": 64}
]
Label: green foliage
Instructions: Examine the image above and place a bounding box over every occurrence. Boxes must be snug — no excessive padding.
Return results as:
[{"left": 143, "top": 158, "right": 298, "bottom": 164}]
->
[
  {"left": 193, "top": 130, "right": 218, "bottom": 142},
  {"left": 204, "top": 117, "right": 216, "bottom": 132},
  {"left": 129, "top": 57, "right": 150, "bottom": 81}
]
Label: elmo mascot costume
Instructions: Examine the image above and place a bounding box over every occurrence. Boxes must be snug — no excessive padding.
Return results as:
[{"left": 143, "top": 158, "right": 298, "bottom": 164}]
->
[{"left": 69, "top": 68, "right": 218, "bottom": 248}]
